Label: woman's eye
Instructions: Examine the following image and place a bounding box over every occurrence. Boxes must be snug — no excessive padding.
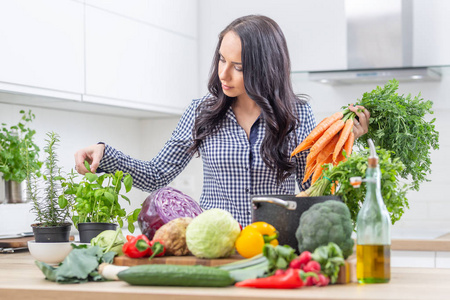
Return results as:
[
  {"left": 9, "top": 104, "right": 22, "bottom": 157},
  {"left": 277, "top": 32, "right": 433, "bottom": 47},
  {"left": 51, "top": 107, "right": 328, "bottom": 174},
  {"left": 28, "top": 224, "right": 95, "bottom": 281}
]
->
[{"left": 234, "top": 66, "right": 243, "bottom": 72}]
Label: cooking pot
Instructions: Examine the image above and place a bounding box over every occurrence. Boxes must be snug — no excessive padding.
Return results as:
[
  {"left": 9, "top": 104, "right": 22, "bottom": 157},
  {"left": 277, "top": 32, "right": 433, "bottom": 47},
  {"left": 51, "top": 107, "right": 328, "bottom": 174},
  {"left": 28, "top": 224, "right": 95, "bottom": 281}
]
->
[{"left": 251, "top": 195, "right": 341, "bottom": 252}]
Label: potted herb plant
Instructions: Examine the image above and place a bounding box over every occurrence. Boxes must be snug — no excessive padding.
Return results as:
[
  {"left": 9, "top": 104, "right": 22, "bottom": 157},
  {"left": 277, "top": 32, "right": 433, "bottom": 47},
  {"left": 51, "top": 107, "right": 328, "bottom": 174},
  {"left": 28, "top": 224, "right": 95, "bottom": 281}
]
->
[
  {"left": 0, "top": 110, "right": 41, "bottom": 203},
  {"left": 28, "top": 131, "right": 72, "bottom": 242},
  {"left": 65, "top": 161, "right": 140, "bottom": 243}
]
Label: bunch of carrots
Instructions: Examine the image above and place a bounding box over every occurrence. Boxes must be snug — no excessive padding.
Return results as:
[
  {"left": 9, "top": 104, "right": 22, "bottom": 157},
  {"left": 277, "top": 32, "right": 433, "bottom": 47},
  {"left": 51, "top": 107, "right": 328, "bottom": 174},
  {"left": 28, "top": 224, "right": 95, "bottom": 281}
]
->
[{"left": 291, "top": 109, "right": 356, "bottom": 185}]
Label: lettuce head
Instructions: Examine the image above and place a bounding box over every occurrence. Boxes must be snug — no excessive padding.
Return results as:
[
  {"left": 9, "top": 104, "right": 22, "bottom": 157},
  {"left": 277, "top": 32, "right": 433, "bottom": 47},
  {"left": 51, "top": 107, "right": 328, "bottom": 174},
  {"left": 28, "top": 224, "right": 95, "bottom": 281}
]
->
[{"left": 185, "top": 208, "right": 240, "bottom": 259}]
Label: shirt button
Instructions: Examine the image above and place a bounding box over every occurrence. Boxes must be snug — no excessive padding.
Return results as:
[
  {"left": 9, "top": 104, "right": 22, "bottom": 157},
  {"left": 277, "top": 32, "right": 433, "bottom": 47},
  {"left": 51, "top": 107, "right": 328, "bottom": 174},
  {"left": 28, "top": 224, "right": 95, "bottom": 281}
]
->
[
  {"left": 245, "top": 188, "right": 250, "bottom": 193},
  {"left": 247, "top": 211, "right": 251, "bottom": 215}
]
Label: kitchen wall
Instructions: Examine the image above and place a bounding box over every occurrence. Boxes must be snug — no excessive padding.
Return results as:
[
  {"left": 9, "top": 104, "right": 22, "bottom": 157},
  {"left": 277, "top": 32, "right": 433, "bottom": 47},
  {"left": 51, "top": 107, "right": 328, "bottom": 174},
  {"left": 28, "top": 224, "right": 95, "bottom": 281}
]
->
[
  {"left": 1, "top": 0, "right": 449, "bottom": 239},
  {"left": 0, "top": 100, "right": 149, "bottom": 234}
]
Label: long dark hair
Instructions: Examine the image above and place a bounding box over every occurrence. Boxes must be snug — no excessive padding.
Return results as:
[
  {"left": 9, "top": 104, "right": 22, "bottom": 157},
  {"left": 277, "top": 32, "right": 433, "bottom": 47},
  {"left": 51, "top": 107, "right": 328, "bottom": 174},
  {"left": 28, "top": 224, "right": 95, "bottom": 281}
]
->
[{"left": 190, "top": 15, "right": 306, "bottom": 183}]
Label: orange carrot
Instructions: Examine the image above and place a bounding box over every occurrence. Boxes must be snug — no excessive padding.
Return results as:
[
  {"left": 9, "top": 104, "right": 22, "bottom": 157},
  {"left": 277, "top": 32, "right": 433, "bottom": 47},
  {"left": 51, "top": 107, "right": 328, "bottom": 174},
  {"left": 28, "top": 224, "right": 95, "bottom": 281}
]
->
[
  {"left": 316, "top": 134, "right": 340, "bottom": 163},
  {"left": 334, "top": 151, "right": 345, "bottom": 165},
  {"left": 332, "top": 119, "right": 353, "bottom": 162},
  {"left": 311, "top": 153, "right": 332, "bottom": 184},
  {"left": 307, "top": 119, "right": 345, "bottom": 163},
  {"left": 343, "top": 130, "right": 355, "bottom": 158},
  {"left": 303, "top": 158, "right": 318, "bottom": 183},
  {"left": 290, "top": 111, "right": 344, "bottom": 157},
  {"left": 330, "top": 181, "right": 338, "bottom": 194}
]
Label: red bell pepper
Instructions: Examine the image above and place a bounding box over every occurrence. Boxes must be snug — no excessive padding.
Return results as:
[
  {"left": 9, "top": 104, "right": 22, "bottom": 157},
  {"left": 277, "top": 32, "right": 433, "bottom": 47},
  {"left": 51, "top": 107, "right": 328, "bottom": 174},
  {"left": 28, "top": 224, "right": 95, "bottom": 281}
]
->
[
  {"left": 235, "top": 268, "right": 304, "bottom": 289},
  {"left": 122, "top": 235, "right": 151, "bottom": 258},
  {"left": 148, "top": 239, "right": 166, "bottom": 259}
]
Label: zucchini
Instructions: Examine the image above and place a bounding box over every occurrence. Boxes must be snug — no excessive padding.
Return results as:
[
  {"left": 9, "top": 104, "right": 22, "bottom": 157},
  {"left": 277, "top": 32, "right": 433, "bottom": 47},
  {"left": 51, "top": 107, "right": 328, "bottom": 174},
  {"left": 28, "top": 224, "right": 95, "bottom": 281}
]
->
[{"left": 117, "top": 264, "right": 233, "bottom": 287}]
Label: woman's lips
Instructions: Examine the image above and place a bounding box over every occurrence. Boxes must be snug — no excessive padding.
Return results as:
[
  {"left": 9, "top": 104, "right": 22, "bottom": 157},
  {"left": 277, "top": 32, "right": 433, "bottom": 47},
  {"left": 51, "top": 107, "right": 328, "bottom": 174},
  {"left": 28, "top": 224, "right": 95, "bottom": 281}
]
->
[{"left": 222, "top": 83, "right": 232, "bottom": 90}]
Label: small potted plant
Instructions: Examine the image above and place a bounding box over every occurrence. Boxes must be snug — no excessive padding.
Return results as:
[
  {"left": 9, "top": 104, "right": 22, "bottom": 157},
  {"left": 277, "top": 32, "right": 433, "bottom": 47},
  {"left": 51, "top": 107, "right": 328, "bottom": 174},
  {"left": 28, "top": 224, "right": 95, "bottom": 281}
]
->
[
  {"left": 0, "top": 110, "right": 42, "bottom": 203},
  {"left": 65, "top": 162, "right": 140, "bottom": 243},
  {"left": 28, "top": 131, "right": 72, "bottom": 242}
]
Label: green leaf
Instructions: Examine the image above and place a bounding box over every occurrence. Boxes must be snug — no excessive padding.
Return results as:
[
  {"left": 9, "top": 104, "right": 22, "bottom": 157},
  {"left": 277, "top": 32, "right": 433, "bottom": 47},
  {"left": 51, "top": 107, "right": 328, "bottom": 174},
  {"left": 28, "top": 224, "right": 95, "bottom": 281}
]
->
[
  {"left": 114, "top": 170, "right": 124, "bottom": 181},
  {"left": 102, "top": 251, "right": 116, "bottom": 264},
  {"left": 104, "top": 191, "right": 115, "bottom": 203},
  {"left": 34, "top": 261, "right": 57, "bottom": 282},
  {"left": 94, "top": 189, "right": 104, "bottom": 198},
  {"left": 123, "top": 174, "right": 133, "bottom": 192},
  {"left": 128, "top": 220, "right": 135, "bottom": 233},
  {"left": 120, "top": 194, "right": 130, "bottom": 204},
  {"left": 84, "top": 161, "right": 92, "bottom": 173},
  {"left": 132, "top": 208, "right": 141, "bottom": 220},
  {"left": 48, "top": 246, "right": 105, "bottom": 283},
  {"left": 85, "top": 173, "right": 98, "bottom": 183},
  {"left": 58, "top": 195, "right": 68, "bottom": 209}
]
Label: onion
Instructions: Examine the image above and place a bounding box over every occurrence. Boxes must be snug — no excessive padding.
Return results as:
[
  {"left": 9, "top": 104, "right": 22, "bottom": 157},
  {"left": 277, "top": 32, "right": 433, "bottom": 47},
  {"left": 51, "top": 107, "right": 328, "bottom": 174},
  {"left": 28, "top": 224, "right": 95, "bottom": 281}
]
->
[{"left": 138, "top": 187, "right": 203, "bottom": 239}]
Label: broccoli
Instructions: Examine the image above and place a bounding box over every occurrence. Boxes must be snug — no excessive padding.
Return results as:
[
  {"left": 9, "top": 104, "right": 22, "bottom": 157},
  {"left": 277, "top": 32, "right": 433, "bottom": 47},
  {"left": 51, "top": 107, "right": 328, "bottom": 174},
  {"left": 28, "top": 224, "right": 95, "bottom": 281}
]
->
[{"left": 295, "top": 200, "right": 354, "bottom": 259}]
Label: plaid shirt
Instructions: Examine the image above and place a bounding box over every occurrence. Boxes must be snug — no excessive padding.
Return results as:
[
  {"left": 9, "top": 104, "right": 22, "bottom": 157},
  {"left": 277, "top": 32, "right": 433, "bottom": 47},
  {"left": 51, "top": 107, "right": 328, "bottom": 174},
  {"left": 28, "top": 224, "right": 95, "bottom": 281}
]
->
[{"left": 99, "top": 95, "right": 316, "bottom": 226}]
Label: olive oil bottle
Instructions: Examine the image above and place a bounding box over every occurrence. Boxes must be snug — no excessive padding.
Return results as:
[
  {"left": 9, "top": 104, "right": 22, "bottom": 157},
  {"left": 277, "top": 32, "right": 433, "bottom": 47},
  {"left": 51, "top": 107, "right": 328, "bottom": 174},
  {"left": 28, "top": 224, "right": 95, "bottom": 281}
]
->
[{"left": 356, "top": 139, "right": 391, "bottom": 284}]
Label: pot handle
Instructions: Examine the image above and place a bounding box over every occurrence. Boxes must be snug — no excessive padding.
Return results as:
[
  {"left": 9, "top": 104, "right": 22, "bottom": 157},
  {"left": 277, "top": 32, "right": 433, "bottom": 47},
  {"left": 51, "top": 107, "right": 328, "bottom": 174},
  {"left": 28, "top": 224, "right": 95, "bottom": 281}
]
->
[{"left": 251, "top": 197, "right": 297, "bottom": 210}]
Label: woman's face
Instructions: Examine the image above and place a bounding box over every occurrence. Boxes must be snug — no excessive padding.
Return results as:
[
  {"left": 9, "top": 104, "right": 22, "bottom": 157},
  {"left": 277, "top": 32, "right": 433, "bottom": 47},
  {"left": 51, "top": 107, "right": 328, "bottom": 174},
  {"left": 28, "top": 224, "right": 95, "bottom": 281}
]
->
[{"left": 218, "top": 31, "right": 247, "bottom": 100}]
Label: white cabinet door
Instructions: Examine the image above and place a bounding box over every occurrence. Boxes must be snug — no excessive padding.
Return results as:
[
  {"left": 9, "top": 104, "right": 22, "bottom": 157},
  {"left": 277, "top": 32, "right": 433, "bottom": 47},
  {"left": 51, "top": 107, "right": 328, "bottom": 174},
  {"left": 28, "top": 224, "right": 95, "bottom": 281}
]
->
[
  {"left": 0, "top": 0, "right": 84, "bottom": 94},
  {"left": 85, "top": 0, "right": 198, "bottom": 38},
  {"left": 85, "top": 7, "right": 197, "bottom": 112}
]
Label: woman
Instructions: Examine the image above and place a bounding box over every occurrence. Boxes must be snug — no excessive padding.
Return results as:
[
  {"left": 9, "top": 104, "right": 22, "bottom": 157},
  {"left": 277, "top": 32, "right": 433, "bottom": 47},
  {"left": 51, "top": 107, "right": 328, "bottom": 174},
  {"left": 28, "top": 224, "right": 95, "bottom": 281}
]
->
[{"left": 74, "top": 15, "right": 369, "bottom": 226}]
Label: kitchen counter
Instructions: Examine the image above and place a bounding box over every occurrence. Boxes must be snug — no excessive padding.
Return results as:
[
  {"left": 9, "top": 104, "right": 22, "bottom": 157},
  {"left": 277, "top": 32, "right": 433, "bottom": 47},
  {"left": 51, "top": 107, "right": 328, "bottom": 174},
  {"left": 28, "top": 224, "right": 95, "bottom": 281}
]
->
[{"left": 2, "top": 252, "right": 450, "bottom": 300}]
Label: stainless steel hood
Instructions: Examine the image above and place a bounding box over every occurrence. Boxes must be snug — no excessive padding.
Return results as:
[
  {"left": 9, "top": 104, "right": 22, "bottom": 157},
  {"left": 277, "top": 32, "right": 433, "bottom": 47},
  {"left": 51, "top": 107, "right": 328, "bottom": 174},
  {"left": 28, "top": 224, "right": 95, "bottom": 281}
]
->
[{"left": 309, "top": 0, "right": 445, "bottom": 85}]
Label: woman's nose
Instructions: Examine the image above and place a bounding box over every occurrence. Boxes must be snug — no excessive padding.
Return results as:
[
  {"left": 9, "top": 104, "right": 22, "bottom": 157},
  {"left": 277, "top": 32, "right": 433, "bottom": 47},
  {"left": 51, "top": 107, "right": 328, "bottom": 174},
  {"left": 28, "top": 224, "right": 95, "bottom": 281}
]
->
[{"left": 219, "top": 64, "right": 230, "bottom": 81}]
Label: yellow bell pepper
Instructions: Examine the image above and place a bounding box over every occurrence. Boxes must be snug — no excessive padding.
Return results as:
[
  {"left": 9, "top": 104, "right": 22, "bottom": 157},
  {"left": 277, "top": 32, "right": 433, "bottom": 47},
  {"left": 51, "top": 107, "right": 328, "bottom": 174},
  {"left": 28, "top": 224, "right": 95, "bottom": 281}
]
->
[{"left": 235, "top": 222, "right": 279, "bottom": 258}]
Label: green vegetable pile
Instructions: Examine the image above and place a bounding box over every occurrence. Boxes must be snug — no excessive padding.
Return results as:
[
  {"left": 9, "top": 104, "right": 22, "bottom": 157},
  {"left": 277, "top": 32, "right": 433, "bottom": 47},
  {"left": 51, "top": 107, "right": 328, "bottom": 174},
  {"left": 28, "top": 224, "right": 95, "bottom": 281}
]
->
[
  {"left": 311, "top": 242, "right": 345, "bottom": 284},
  {"left": 35, "top": 244, "right": 116, "bottom": 283},
  {"left": 350, "top": 79, "right": 439, "bottom": 190},
  {"left": 309, "top": 148, "right": 408, "bottom": 226},
  {"left": 295, "top": 200, "right": 354, "bottom": 259},
  {"left": 90, "top": 228, "right": 126, "bottom": 256},
  {"left": 262, "top": 244, "right": 297, "bottom": 276}
]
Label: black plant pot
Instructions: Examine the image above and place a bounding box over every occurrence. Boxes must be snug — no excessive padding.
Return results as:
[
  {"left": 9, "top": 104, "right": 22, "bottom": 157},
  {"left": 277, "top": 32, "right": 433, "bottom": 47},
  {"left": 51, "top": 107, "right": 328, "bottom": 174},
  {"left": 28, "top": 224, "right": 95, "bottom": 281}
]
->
[
  {"left": 78, "top": 222, "right": 118, "bottom": 243},
  {"left": 31, "top": 223, "right": 72, "bottom": 243}
]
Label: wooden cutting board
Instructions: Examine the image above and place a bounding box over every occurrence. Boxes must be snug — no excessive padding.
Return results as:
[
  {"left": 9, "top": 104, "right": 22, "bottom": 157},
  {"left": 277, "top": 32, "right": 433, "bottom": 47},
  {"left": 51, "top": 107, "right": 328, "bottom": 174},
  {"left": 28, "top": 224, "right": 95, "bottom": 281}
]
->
[
  {"left": 0, "top": 236, "right": 35, "bottom": 248},
  {"left": 114, "top": 254, "right": 356, "bottom": 284},
  {"left": 0, "top": 236, "right": 75, "bottom": 248},
  {"left": 114, "top": 254, "right": 243, "bottom": 267}
]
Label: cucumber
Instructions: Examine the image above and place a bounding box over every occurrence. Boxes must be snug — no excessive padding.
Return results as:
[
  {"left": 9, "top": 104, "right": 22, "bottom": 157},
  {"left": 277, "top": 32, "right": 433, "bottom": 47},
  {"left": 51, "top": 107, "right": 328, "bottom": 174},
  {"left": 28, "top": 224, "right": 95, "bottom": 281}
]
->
[{"left": 117, "top": 264, "right": 234, "bottom": 287}]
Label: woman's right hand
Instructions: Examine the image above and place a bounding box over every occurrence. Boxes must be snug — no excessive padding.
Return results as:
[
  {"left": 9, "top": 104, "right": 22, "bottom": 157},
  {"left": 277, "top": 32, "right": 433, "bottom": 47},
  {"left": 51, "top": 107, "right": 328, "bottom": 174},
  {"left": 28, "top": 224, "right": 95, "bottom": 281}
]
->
[{"left": 74, "top": 143, "right": 105, "bottom": 174}]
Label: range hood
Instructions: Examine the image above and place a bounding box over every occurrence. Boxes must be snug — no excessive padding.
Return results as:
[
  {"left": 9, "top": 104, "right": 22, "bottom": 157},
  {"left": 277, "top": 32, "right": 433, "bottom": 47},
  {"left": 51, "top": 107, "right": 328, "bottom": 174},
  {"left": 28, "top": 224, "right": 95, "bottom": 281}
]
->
[{"left": 309, "top": 0, "right": 445, "bottom": 85}]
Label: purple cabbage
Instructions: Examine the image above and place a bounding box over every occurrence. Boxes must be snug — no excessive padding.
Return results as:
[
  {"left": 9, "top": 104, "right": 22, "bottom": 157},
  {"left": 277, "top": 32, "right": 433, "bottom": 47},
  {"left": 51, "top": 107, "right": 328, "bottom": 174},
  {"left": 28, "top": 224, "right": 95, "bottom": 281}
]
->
[{"left": 138, "top": 187, "right": 203, "bottom": 239}]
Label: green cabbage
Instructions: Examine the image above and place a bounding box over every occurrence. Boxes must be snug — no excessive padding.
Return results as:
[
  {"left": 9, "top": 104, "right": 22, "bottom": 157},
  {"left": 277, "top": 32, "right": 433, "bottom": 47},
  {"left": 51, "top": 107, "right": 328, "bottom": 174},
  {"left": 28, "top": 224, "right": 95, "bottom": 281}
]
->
[
  {"left": 90, "top": 228, "right": 126, "bottom": 256},
  {"left": 185, "top": 208, "right": 240, "bottom": 259}
]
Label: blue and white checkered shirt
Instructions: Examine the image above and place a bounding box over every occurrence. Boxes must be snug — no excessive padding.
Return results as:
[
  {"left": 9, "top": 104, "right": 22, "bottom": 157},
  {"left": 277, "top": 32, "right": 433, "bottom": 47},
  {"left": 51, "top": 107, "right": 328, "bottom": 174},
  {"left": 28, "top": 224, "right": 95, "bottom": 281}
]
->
[{"left": 99, "top": 95, "right": 316, "bottom": 226}]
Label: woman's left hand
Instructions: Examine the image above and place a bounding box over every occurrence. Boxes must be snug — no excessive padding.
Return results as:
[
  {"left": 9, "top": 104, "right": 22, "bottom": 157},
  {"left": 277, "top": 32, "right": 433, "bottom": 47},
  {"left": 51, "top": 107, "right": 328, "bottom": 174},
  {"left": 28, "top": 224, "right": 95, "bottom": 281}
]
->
[{"left": 348, "top": 104, "right": 370, "bottom": 139}]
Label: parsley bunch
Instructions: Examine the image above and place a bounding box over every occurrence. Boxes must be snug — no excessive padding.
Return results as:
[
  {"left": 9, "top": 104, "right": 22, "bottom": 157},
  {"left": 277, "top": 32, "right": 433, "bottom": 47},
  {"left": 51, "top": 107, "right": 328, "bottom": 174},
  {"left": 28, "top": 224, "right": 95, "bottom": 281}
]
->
[
  {"left": 350, "top": 79, "right": 439, "bottom": 190},
  {"left": 309, "top": 148, "right": 409, "bottom": 227}
]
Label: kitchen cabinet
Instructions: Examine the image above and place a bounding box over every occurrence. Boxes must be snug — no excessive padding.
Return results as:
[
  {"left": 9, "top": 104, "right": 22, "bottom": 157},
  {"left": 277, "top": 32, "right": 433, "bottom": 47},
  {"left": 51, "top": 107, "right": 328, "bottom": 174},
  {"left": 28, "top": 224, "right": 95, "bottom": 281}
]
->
[
  {"left": 84, "top": 6, "right": 197, "bottom": 113},
  {"left": 0, "top": 0, "right": 84, "bottom": 96},
  {"left": 0, "top": 0, "right": 198, "bottom": 117},
  {"left": 85, "top": 0, "right": 198, "bottom": 38}
]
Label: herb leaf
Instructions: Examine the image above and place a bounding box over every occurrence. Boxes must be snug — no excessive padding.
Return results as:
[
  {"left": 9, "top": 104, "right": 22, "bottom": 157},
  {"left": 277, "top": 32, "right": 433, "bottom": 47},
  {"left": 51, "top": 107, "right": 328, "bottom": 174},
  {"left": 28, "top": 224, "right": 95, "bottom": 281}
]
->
[{"left": 349, "top": 79, "right": 440, "bottom": 190}]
